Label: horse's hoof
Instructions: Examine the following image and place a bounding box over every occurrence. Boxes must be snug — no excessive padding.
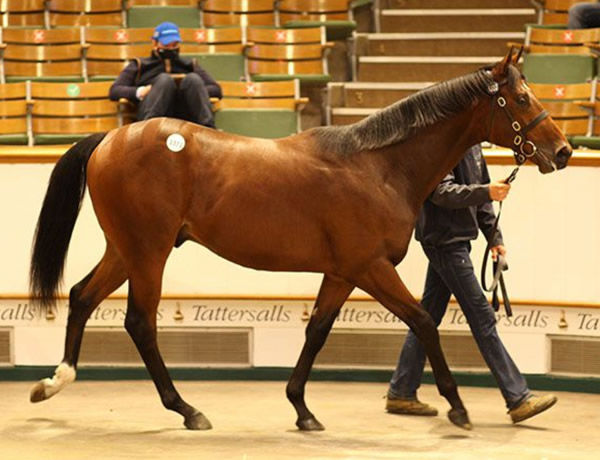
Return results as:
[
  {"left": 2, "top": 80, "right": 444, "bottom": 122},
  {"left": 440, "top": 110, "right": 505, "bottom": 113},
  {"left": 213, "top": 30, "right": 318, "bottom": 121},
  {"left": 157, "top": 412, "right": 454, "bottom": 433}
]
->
[
  {"left": 448, "top": 408, "right": 472, "bottom": 430},
  {"left": 184, "top": 412, "right": 212, "bottom": 430},
  {"left": 30, "top": 381, "right": 47, "bottom": 403},
  {"left": 296, "top": 416, "right": 325, "bottom": 431}
]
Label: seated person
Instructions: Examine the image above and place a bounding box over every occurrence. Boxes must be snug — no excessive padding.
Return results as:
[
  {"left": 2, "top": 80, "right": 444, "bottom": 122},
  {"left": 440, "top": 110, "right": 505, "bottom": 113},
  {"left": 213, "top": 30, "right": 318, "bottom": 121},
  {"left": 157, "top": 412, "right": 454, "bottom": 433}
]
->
[
  {"left": 109, "top": 21, "right": 222, "bottom": 128},
  {"left": 568, "top": 2, "right": 600, "bottom": 29}
]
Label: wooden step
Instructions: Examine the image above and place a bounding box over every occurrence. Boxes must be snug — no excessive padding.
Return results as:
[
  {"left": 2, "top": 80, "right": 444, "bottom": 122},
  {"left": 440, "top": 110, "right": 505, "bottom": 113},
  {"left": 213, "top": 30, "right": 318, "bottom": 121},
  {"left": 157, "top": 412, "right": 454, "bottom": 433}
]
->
[
  {"left": 380, "top": 0, "right": 533, "bottom": 8},
  {"left": 329, "top": 82, "right": 432, "bottom": 109},
  {"left": 359, "top": 32, "right": 524, "bottom": 57},
  {"left": 330, "top": 107, "right": 374, "bottom": 125},
  {"left": 380, "top": 9, "right": 537, "bottom": 33},
  {"left": 357, "top": 56, "right": 498, "bottom": 82}
]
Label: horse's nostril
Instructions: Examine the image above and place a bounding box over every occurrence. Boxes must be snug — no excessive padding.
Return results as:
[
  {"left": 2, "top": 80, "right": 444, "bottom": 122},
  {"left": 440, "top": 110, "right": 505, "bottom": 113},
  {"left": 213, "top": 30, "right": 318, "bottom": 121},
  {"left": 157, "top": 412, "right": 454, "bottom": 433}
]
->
[{"left": 555, "top": 146, "right": 572, "bottom": 169}]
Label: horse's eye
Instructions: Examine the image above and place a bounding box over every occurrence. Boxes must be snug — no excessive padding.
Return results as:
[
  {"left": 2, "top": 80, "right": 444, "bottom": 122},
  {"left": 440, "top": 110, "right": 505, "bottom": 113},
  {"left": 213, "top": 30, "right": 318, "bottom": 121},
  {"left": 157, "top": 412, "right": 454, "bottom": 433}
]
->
[{"left": 517, "top": 95, "right": 529, "bottom": 106}]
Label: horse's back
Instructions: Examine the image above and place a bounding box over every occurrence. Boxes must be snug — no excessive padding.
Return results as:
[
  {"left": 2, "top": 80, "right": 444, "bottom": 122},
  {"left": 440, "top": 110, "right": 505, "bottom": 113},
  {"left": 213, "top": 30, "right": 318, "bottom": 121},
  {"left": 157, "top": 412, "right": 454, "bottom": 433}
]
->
[
  {"left": 85, "top": 118, "right": 408, "bottom": 275},
  {"left": 87, "top": 118, "right": 272, "bottom": 203}
]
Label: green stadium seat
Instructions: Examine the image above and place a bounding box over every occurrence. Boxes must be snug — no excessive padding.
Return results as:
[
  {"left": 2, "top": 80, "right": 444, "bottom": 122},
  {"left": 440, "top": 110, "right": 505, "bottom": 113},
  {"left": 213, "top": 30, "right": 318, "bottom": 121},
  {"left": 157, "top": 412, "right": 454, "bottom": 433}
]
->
[
  {"left": 538, "top": 0, "right": 581, "bottom": 26},
  {"left": 48, "top": 0, "right": 124, "bottom": 27},
  {"left": 522, "top": 54, "right": 596, "bottom": 84},
  {"left": 246, "top": 27, "right": 333, "bottom": 85},
  {"left": 528, "top": 80, "right": 600, "bottom": 149},
  {"left": 193, "top": 54, "right": 245, "bottom": 81},
  {"left": 529, "top": 81, "right": 594, "bottom": 135},
  {"left": 567, "top": 105, "right": 600, "bottom": 149},
  {"left": 29, "top": 81, "right": 120, "bottom": 145},
  {"left": 200, "top": 0, "right": 275, "bottom": 27},
  {"left": 569, "top": 134, "right": 600, "bottom": 149},
  {"left": 213, "top": 80, "right": 306, "bottom": 138},
  {"left": 1, "top": 28, "right": 84, "bottom": 83},
  {"left": 84, "top": 27, "right": 153, "bottom": 81},
  {"left": 127, "top": 1, "right": 200, "bottom": 28},
  {"left": 180, "top": 28, "right": 245, "bottom": 81},
  {"left": 127, "top": 7, "right": 201, "bottom": 28},
  {"left": 215, "top": 109, "right": 299, "bottom": 138},
  {"left": 278, "top": 0, "right": 357, "bottom": 41},
  {"left": 521, "top": 25, "right": 600, "bottom": 55},
  {"left": 0, "top": 0, "right": 45, "bottom": 27}
]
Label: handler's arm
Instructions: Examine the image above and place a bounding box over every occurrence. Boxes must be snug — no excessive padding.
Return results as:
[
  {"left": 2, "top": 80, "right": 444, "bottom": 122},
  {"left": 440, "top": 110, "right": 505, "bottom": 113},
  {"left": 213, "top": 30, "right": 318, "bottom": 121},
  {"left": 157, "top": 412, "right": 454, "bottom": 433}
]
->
[{"left": 429, "top": 171, "right": 491, "bottom": 209}]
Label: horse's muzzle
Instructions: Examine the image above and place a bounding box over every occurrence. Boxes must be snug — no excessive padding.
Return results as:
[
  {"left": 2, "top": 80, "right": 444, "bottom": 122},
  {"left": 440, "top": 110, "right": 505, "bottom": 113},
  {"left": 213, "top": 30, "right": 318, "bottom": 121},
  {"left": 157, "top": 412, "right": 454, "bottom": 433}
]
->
[{"left": 555, "top": 145, "right": 572, "bottom": 170}]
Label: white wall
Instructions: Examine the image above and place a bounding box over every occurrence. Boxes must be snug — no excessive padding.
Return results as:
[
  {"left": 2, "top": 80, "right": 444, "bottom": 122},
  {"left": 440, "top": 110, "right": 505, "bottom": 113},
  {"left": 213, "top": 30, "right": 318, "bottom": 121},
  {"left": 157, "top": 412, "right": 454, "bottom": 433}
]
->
[{"left": 1, "top": 156, "right": 598, "bottom": 302}]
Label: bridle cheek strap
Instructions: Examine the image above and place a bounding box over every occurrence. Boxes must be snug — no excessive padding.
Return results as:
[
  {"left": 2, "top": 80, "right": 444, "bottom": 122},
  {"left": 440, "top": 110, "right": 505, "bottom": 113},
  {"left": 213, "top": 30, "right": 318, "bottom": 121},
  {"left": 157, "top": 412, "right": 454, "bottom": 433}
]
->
[
  {"left": 487, "top": 83, "right": 549, "bottom": 165},
  {"left": 516, "top": 108, "right": 549, "bottom": 161}
]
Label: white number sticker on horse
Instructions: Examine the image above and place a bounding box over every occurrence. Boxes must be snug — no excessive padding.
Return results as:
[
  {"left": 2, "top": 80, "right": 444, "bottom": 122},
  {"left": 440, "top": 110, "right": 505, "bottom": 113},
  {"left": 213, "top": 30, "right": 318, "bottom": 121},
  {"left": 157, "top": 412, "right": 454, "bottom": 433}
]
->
[{"left": 166, "top": 133, "right": 186, "bottom": 152}]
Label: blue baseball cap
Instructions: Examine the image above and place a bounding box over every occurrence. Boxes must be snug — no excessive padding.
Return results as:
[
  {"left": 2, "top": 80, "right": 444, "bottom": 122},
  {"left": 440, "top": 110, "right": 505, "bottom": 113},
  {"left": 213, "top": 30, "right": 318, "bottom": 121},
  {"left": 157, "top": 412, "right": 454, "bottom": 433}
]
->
[{"left": 152, "top": 22, "right": 181, "bottom": 45}]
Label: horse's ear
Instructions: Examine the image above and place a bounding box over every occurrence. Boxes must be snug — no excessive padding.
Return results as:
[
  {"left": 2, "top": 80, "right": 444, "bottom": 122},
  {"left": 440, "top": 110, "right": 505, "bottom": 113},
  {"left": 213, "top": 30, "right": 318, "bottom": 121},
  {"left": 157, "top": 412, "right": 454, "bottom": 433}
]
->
[
  {"left": 499, "top": 46, "right": 515, "bottom": 75},
  {"left": 514, "top": 46, "right": 524, "bottom": 64}
]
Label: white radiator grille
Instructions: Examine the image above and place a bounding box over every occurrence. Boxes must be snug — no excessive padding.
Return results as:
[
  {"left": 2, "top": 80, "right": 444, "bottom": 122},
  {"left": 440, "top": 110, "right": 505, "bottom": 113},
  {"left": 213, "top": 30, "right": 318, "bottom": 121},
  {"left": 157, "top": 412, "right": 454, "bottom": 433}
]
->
[
  {"left": 79, "top": 327, "right": 251, "bottom": 366},
  {"left": 0, "top": 328, "right": 11, "bottom": 364},
  {"left": 550, "top": 335, "right": 600, "bottom": 376},
  {"left": 315, "top": 330, "right": 485, "bottom": 369}
]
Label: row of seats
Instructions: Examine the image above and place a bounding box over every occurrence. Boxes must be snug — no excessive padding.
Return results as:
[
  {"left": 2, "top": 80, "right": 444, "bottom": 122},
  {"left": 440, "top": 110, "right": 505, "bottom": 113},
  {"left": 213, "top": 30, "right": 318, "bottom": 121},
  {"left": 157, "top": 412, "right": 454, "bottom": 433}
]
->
[
  {"left": 0, "top": 0, "right": 367, "bottom": 40},
  {"left": 520, "top": 25, "right": 600, "bottom": 54},
  {"left": 0, "top": 79, "right": 307, "bottom": 145},
  {"left": 519, "top": 18, "right": 600, "bottom": 148},
  {"left": 524, "top": 58, "right": 600, "bottom": 148},
  {"left": 0, "top": 26, "right": 333, "bottom": 84},
  {"left": 528, "top": 80, "right": 600, "bottom": 144}
]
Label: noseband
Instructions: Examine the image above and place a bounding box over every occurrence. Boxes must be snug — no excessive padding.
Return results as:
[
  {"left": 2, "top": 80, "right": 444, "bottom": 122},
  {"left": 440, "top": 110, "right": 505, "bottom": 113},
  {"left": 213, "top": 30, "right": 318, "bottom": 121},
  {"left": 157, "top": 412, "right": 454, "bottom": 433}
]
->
[{"left": 486, "top": 79, "right": 549, "bottom": 165}]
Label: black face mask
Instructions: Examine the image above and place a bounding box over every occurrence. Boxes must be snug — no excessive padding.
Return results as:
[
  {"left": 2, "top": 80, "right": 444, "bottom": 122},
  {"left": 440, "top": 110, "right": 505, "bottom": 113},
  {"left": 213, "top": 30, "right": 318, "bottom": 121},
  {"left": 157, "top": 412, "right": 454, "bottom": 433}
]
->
[{"left": 157, "top": 47, "right": 180, "bottom": 61}]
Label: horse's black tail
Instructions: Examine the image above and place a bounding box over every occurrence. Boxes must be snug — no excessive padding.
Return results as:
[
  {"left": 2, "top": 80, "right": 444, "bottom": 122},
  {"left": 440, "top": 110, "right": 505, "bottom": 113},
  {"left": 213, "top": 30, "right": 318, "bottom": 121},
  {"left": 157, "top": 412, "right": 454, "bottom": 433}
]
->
[{"left": 30, "top": 132, "right": 107, "bottom": 310}]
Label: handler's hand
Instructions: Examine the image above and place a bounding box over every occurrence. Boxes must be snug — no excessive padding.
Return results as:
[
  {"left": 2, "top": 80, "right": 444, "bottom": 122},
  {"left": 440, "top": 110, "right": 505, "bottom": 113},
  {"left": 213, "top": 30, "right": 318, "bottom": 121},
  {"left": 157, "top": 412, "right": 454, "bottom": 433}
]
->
[
  {"left": 137, "top": 85, "right": 152, "bottom": 100},
  {"left": 491, "top": 245, "right": 506, "bottom": 262},
  {"left": 489, "top": 181, "right": 511, "bottom": 201}
]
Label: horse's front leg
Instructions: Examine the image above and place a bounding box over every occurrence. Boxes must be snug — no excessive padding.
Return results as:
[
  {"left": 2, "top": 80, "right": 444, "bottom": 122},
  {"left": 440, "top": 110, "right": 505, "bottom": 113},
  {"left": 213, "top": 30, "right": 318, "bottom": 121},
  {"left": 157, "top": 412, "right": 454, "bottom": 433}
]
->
[
  {"left": 286, "top": 275, "right": 354, "bottom": 431},
  {"left": 356, "top": 258, "right": 471, "bottom": 430}
]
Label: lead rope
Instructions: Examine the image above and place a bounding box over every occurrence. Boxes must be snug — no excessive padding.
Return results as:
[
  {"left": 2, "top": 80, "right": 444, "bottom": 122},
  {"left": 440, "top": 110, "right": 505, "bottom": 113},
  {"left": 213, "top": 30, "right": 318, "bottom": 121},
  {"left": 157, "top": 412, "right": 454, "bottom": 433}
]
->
[{"left": 480, "top": 165, "right": 519, "bottom": 317}]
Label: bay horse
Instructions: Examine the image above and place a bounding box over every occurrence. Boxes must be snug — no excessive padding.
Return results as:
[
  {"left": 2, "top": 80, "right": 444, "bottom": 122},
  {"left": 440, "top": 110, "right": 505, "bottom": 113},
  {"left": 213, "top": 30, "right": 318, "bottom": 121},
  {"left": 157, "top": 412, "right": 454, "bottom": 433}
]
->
[{"left": 29, "top": 50, "right": 571, "bottom": 431}]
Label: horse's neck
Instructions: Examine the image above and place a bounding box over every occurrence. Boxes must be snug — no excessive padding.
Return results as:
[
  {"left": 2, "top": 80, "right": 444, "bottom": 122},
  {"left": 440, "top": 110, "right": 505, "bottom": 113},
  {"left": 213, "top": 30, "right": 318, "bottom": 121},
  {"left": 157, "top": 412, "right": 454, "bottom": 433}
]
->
[{"left": 386, "top": 102, "right": 487, "bottom": 207}]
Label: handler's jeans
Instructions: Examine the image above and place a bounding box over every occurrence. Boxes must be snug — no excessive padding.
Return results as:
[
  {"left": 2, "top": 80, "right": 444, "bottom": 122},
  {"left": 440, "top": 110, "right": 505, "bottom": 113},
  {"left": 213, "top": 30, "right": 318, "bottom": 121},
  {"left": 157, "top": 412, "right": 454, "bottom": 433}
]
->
[
  {"left": 137, "top": 72, "right": 215, "bottom": 127},
  {"left": 389, "top": 243, "right": 530, "bottom": 409}
]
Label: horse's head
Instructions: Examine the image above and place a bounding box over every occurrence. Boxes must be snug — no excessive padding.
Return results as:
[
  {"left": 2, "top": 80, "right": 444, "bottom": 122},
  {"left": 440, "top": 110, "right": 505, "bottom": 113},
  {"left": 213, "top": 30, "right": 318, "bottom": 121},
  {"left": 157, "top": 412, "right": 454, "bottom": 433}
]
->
[{"left": 485, "top": 48, "right": 572, "bottom": 173}]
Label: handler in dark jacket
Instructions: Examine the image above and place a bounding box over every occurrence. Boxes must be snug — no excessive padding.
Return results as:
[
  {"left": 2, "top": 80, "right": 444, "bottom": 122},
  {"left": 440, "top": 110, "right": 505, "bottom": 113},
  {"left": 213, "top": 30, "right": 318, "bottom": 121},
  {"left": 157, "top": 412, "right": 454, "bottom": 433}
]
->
[
  {"left": 385, "top": 144, "right": 557, "bottom": 424},
  {"left": 109, "top": 21, "right": 222, "bottom": 127}
]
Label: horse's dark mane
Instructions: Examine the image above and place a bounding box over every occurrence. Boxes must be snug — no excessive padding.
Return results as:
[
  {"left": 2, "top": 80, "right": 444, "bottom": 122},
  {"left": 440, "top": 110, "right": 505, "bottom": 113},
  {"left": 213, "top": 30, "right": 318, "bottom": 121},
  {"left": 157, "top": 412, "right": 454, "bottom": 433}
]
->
[{"left": 313, "top": 68, "right": 497, "bottom": 155}]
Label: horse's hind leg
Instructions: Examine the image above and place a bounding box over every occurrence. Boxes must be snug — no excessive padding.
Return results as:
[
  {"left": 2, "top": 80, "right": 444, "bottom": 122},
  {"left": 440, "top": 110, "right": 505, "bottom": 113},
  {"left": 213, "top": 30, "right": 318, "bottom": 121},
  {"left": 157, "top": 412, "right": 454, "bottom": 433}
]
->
[
  {"left": 286, "top": 275, "right": 354, "bottom": 431},
  {"left": 356, "top": 259, "right": 471, "bottom": 430},
  {"left": 30, "top": 243, "right": 127, "bottom": 403},
  {"left": 125, "top": 266, "right": 211, "bottom": 430}
]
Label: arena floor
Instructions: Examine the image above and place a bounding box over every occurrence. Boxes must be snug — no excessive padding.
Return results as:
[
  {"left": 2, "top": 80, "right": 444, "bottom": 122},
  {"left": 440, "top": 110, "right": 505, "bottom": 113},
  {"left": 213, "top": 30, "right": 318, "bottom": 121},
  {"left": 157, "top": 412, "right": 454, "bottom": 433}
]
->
[{"left": 0, "top": 380, "right": 598, "bottom": 459}]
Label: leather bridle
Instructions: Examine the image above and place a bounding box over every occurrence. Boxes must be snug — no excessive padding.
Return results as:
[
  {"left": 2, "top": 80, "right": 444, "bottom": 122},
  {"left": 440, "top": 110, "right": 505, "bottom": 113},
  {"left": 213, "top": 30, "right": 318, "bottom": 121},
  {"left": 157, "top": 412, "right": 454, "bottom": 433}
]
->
[{"left": 486, "top": 78, "right": 549, "bottom": 165}]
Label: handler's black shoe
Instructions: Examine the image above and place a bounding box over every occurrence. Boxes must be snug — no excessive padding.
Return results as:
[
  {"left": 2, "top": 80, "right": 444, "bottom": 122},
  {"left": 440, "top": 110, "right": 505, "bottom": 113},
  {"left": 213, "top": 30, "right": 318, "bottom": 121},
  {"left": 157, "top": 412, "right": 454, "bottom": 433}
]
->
[
  {"left": 508, "top": 394, "right": 557, "bottom": 423},
  {"left": 385, "top": 396, "right": 438, "bottom": 416}
]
